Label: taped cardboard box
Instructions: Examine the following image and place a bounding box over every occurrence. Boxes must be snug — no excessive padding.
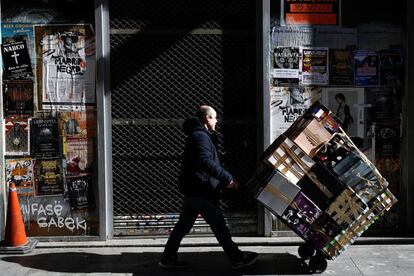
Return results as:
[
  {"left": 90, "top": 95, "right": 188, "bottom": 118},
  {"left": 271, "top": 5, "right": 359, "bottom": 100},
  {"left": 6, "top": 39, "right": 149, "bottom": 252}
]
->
[
  {"left": 323, "top": 188, "right": 397, "bottom": 259},
  {"left": 326, "top": 187, "right": 369, "bottom": 229},
  {"left": 317, "top": 134, "right": 388, "bottom": 204},
  {"left": 256, "top": 170, "right": 301, "bottom": 216},
  {"left": 284, "top": 113, "right": 334, "bottom": 158},
  {"left": 265, "top": 135, "right": 315, "bottom": 184}
]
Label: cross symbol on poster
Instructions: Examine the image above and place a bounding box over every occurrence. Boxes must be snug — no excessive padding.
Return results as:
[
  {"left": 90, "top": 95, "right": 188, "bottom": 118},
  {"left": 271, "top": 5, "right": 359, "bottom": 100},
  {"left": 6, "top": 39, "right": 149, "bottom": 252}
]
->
[{"left": 11, "top": 51, "right": 20, "bottom": 65}]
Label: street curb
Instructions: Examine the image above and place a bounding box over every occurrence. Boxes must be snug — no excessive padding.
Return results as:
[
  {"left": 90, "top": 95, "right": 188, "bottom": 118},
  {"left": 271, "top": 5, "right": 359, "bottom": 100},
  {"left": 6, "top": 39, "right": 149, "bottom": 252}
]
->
[{"left": 34, "top": 237, "right": 414, "bottom": 249}]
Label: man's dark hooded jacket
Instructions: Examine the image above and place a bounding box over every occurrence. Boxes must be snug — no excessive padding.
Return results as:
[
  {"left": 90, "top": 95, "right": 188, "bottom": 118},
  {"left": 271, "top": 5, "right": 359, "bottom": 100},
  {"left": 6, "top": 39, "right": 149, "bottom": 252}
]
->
[{"left": 179, "top": 117, "right": 234, "bottom": 199}]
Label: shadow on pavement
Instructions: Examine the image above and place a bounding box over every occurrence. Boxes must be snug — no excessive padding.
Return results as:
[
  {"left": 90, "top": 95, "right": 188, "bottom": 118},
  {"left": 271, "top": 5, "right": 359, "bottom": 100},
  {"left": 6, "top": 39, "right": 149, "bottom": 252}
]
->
[{"left": 2, "top": 251, "right": 313, "bottom": 275}]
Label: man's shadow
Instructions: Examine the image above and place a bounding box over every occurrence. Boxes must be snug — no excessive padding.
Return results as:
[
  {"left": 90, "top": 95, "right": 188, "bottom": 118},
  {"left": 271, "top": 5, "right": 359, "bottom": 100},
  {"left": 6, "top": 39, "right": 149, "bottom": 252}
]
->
[{"left": 2, "top": 251, "right": 314, "bottom": 275}]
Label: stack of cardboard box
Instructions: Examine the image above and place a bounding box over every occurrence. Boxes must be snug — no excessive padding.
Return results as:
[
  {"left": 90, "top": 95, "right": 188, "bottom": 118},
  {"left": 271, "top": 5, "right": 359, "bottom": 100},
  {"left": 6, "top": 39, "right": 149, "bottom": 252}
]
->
[{"left": 256, "top": 102, "right": 397, "bottom": 259}]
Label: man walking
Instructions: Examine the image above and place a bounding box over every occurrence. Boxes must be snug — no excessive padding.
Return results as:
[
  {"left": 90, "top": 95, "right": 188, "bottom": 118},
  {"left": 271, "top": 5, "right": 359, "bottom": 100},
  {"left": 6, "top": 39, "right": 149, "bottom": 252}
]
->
[{"left": 158, "top": 105, "right": 258, "bottom": 269}]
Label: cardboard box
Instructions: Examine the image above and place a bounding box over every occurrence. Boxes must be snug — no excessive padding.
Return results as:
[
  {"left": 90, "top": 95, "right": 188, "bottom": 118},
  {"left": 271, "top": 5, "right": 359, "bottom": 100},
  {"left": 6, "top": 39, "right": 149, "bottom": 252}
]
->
[
  {"left": 298, "top": 162, "right": 345, "bottom": 210},
  {"left": 256, "top": 171, "right": 301, "bottom": 216},
  {"left": 326, "top": 187, "right": 369, "bottom": 229},
  {"left": 265, "top": 136, "right": 315, "bottom": 184}
]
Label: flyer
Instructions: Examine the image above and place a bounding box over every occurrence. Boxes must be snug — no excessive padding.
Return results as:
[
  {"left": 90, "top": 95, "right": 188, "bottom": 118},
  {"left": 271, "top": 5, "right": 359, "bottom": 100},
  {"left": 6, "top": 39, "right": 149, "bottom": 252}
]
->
[
  {"left": 1, "top": 39, "right": 33, "bottom": 79},
  {"left": 301, "top": 47, "right": 329, "bottom": 85},
  {"left": 64, "top": 137, "right": 94, "bottom": 176},
  {"left": 271, "top": 26, "right": 313, "bottom": 47},
  {"left": 66, "top": 175, "right": 95, "bottom": 210},
  {"left": 34, "top": 158, "right": 64, "bottom": 196},
  {"left": 5, "top": 117, "right": 30, "bottom": 156},
  {"left": 5, "top": 158, "right": 34, "bottom": 196},
  {"left": 3, "top": 79, "right": 34, "bottom": 115},
  {"left": 329, "top": 49, "right": 354, "bottom": 86},
  {"left": 34, "top": 24, "right": 96, "bottom": 109},
  {"left": 271, "top": 47, "right": 300, "bottom": 86},
  {"left": 58, "top": 110, "right": 96, "bottom": 137},
  {"left": 354, "top": 50, "right": 379, "bottom": 86},
  {"left": 30, "top": 117, "right": 60, "bottom": 158},
  {"left": 1, "top": 22, "right": 35, "bottom": 68},
  {"left": 380, "top": 49, "right": 404, "bottom": 86}
]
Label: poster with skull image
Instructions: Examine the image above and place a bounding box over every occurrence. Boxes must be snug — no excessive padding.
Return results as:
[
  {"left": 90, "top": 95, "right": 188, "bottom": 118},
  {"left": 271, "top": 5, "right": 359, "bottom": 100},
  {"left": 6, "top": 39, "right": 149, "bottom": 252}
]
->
[
  {"left": 271, "top": 47, "right": 300, "bottom": 86},
  {"left": 34, "top": 24, "right": 96, "bottom": 110}
]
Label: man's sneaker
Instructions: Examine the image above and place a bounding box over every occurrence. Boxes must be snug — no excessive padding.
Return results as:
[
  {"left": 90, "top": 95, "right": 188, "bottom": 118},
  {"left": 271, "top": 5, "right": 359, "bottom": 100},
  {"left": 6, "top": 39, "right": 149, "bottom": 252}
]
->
[
  {"left": 231, "top": 251, "right": 258, "bottom": 269},
  {"left": 158, "top": 257, "right": 188, "bottom": 269}
]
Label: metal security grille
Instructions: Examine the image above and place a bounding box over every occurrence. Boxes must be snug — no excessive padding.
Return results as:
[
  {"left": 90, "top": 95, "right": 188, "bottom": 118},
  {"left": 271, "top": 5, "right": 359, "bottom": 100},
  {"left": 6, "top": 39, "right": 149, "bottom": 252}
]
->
[{"left": 110, "top": 0, "right": 257, "bottom": 236}]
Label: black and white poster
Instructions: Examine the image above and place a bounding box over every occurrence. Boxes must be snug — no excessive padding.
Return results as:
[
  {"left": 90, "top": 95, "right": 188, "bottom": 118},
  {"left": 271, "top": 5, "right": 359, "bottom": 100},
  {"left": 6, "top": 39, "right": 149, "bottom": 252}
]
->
[
  {"left": 321, "top": 87, "right": 365, "bottom": 138},
  {"left": 66, "top": 175, "right": 95, "bottom": 210},
  {"left": 270, "top": 86, "right": 321, "bottom": 141},
  {"left": 271, "top": 47, "right": 300, "bottom": 86},
  {"left": 1, "top": 39, "right": 33, "bottom": 79},
  {"left": 34, "top": 24, "right": 96, "bottom": 109},
  {"left": 30, "top": 117, "right": 61, "bottom": 158}
]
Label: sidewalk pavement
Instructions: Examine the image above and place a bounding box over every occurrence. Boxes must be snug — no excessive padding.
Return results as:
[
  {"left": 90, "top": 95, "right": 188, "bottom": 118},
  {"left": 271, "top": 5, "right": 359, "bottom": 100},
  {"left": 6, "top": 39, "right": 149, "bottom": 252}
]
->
[{"left": 1, "top": 237, "right": 414, "bottom": 275}]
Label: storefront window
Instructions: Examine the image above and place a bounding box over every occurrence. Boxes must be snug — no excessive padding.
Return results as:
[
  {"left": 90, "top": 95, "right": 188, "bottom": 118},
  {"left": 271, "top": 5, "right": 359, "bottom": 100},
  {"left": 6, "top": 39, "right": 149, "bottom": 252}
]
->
[
  {"left": 0, "top": 0, "right": 99, "bottom": 237},
  {"left": 269, "top": 0, "right": 405, "bottom": 233}
]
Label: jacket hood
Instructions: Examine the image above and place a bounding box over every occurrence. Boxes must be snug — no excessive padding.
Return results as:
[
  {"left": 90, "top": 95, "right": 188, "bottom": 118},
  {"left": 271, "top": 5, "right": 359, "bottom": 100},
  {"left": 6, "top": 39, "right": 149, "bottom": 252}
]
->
[{"left": 182, "top": 117, "right": 206, "bottom": 135}]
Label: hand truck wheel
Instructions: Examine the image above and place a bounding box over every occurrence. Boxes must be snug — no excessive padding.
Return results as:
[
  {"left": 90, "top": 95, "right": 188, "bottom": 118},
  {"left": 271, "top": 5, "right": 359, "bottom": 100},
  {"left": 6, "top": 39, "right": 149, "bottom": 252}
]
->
[
  {"left": 309, "top": 255, "right": 328, "bottom": 273},
  {"left": 298, "top": 243, "right": 316, "bottom": 260}
]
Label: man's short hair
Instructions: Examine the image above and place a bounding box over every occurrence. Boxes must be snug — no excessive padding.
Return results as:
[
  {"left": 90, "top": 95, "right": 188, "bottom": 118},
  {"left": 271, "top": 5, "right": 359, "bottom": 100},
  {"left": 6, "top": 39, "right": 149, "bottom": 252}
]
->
[{"left": 196, "top": 105, "right": 214, "bottom": 121}]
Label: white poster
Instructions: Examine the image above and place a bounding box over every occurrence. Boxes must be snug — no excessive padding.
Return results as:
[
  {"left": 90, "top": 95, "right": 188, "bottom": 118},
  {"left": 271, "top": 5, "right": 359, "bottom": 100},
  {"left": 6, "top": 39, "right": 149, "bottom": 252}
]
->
[
  {"left": 272, "top": 26, "right": 314, "bottom": 47},
  {"left": 321, "top": 87, "right": 365, "bottom": 138},
  {"left": 270, "top": 86, "right": 321, "bottom": 141},
  {"left": 34, "top": 24, "right": 96, "bottom": 110},
  {"left": 301, "top": 47, "right": 329, "bottom": 85}
]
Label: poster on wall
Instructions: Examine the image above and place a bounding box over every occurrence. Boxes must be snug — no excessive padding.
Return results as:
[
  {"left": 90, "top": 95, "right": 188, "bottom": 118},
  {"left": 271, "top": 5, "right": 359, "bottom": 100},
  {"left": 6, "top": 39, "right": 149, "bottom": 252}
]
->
[
  {"left": 3, "top": 79, "right": 34, "bottom": 116},
  {"left": 314, "top": 27, "right": 357, "bottom": 48},
  {"left": 58, "top": 110, "right": 96, "bottom": 138},
  {"left": 301, "top": 47, "right": 329, "bottom": 85},
  {"left": 358, "top": 24, "right": 402, "bottom": 50},
  {"left": 1, "top": 39, "right": 33, "bottom": 79},
  {"left": 34, "top": 24, "right": 96, "bottom": 110},
  {"left": 272, "top": 26, "right": 314, "bottom": 47},
  {"left": 282, "top": 0, "right": 339, "bottom": 25},
  {"left": 380, "top": 49, "right": 404, "bottom": 87},
  {"left": 64, "top": 137, "right": 94, "bottom": 176},
  {"left": 5, "top": 117, "right": 30, "bottom": 155},
  {"left": 366, "top": 87, "right": 401, "bottom": 124},
  {"left": 321, "top": 87, "right": 365, "bottom": 138},
  {"left": 271, "top": 47, "right": 300, "bottom": 86},
  {"left": 5, "top": 158, "right": 34, "bottom": 196},
  {"left": 270, "top": 86, "right": 321, "bottom": 140},
  {"left": 66, "top": 175, "right": 95, "bottom": 211},
  {"left": 329, "top": 49, "right": 354, "bottom": 86},
  {"left": 1, "top": 23, "right": 36, "bottom": 68},
  {"left": 354, "top": 50, "right": 379, "bottom": 86},
  {"left": 34, "top": 158, "right": 64, "bottom": 196},
  {"left": 30, "top": 117, "right": 60, "bottom": 158}
]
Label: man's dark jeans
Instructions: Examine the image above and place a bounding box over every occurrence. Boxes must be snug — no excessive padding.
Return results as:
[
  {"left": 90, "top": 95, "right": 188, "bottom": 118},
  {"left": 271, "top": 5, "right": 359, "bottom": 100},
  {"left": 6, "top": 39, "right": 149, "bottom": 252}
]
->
[{"left": 162, "top": 196, "right": 242, "bottom": 263}]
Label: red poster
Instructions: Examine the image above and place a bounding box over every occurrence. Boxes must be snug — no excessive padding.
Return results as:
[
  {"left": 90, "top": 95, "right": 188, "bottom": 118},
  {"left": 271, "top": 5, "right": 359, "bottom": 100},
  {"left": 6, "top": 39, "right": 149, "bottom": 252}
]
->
[{"left": 284, "top": 0, "right": 339, "bottom": 25}]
